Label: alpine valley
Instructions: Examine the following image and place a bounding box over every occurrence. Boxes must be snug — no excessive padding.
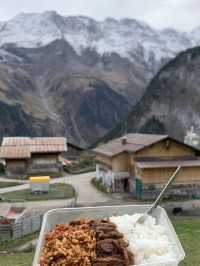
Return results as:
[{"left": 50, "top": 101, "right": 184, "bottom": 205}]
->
[
  {"left": 102, "top": 46, "right": 200, "bottom": 143},
  {"left": 0, "top": 11, "right": 200, "bottom": 146}
]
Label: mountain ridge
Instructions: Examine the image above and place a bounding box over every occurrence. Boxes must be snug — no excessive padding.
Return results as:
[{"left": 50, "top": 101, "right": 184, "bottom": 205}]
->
[
  {"left": 0, "top": 39, "right": 132, "bottom": 146},
  {"left": 0, "top": 11, "right": 199, "bottom": 64},
  {"left": 0, "top": 12, "right": 200, "bottom": 146},
  {"left": 100, "top": 45, "right": 200, "bottom": 143}
]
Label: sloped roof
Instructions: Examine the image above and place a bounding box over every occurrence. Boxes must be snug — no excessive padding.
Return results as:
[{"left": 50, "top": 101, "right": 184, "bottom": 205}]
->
[
  {"left": 0, "top": 146, "right": 31, "bottom": 159},
  {"left": 94, "top": 133, "right": 172, "bottom": 157},
  {"left": 0, "top": 137, "right": 67, "bottom": 159}
]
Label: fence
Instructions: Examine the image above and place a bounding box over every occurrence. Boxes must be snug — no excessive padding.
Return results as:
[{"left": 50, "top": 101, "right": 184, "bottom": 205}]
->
[{"left": 0, "top": 214, "right": 43, "bottom": 242}]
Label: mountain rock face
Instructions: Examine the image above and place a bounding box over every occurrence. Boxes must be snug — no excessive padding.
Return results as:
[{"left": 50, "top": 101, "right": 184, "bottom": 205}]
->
[
  {"left": 0, "top": 41, "right": 132, "bottom": 145},
  {"left": 0, "top": 12, "right": 200, "bottom": 145},
  {"left": 103, "top": 46, "right": 200, "bottom": 142}
]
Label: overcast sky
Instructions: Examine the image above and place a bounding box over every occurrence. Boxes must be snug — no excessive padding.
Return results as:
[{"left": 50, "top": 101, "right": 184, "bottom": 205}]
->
[{"left": 0, "top": 0, "right": 200, "bottom": 31}]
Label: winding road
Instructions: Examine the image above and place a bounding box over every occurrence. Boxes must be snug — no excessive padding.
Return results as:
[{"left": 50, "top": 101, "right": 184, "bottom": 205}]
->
[{"left": 0, "top": 172, "right": 111, "bottom": 214}]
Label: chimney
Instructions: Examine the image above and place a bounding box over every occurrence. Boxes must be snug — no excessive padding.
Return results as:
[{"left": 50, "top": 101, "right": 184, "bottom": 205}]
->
[{"left": 121, "top": 136, "right": 127, "bottom": 145}]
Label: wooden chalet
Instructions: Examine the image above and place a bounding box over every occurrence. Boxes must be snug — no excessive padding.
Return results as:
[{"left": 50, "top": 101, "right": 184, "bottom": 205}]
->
[
  {"left": 94, "top": 133, "right": 200, "bottom": 198},
  {"left": 0, "top": 137, "right": 67, "bottom": 177}
]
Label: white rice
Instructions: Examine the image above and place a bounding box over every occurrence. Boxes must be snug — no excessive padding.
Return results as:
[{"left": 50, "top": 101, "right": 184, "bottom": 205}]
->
[{"left": 110, "top": 214, "right": 176, "bottom": 265}]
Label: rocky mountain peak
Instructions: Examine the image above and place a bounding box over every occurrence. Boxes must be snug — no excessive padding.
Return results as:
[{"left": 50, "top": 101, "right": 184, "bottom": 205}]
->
[
  {"left": 102, "top": 46, "right": 200, "bottom": 143},
  {"left": 0, "top": 12, "right": 200, "bottom": 146},
  {"left": 0, "top": 11, "right": 199, "bottom": 64}
]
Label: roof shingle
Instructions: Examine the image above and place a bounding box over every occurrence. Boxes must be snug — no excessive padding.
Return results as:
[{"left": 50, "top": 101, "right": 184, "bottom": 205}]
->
[
  {"left": 0, "top": 137, "right": 67, "bottom": 159},
  {"left": 0, "top": 146, "right": 30, "bottom": 159},
  {"left": 94, "top": 133, "right": 169, "bottom": 157}
]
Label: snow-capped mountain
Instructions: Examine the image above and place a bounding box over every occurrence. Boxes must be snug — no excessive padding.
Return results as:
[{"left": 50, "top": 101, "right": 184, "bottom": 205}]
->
[
  {"left": 0, "top": 11, "right": 200, "bottom": 146},
  {"left": 0, "top": 48, "right": 23, "bottom": 64},
  {"left": 0, "top": 11, "right": 199, "bottom": 69}
]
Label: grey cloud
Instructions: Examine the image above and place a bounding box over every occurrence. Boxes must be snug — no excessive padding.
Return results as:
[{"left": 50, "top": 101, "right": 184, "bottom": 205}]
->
[{"left": 0, "top": 0, "right": 199, "bottom": 31}]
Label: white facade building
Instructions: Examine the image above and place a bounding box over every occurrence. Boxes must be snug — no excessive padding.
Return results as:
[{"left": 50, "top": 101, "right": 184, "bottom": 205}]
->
[
  {"left": 96, "top": 163, "right": 130, "bottom": 192},
  {"left": 184, "top": 126, "right": 200, "bottom": 147}
]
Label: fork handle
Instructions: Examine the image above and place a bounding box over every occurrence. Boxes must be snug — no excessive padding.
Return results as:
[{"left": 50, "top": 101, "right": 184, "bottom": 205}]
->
[{"left": 147, "top": 165, "right": 181, "bottom": 215}]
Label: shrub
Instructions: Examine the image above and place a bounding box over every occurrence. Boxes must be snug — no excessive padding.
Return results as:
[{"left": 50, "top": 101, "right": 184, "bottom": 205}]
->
[{"left": 64, "top": 152, "right": 95, "bottom": 173}]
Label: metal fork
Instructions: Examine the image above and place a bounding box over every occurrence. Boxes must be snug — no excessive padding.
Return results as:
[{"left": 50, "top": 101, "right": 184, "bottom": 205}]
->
[{"left": 135, "top": 165, "right": 181, "bottom": 225}]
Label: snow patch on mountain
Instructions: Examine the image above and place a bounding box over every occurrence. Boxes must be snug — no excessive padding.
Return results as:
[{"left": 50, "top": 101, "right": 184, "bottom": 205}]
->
[
  {"left": 0, "top": 11, "right": 200, "bottom": 68},
  {"left": 0, "top": 48, "right": 23, "bottom": 64},
  {"left": 190, "top": 27, "right": 200, "bottom": 43}
]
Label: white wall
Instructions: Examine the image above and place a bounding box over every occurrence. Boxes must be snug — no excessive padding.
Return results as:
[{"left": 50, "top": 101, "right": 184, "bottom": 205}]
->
[
  {"left": 96, "top": 164, "right": 131, "bottom": 192},
  {"left": 96, "top": 163, "right": 114, "bottom": 191}
]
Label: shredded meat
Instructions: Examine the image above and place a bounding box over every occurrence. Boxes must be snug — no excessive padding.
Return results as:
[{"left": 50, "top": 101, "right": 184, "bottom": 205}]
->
[
  {"left": 40, "top": 218, "right": 134, "bottom": 266},
  {"left": 40, "top": 220, "right": 96, "bottom": 266}
]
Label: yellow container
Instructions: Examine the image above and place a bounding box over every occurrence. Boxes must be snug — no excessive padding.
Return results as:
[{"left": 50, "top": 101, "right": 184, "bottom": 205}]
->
[{"left": 29, "top": 176, "right": 50, "bottom": 183}]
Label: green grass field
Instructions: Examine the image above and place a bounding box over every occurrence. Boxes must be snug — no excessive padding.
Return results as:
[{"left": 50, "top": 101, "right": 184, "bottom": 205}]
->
[
  {"left": 0, "top": 252, "right": 34, "bottom": 266},
  {"left": 0, "top": 233, "right": 38, "bottom": 252},
  {"left": 172, "top": 217, "right": 200, "bottom": 266},
  {"left": 0, "top": 232, "right": 38, "bottom": 266},
  {"left": 0, "top": 183, "right": 75, "bottom": 202},
  {"left": 0, "top": 217, "right": 199, "bottom": 266}
]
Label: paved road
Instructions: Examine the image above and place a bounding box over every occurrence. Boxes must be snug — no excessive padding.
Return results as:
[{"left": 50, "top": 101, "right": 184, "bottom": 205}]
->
[
  {"left": 1, "top": 173, "right": 200, "bottom": 217},
  {"left": 0, "top": 177, "right": 27, "bottom": 183},
  {"left": 0, "top": 173, "right": 72, "bottom": 193},
  {"left": 0, "top": 172, "right": 111, "bottom": 212},
  {"left": 64, "top": 172, "right": 110, "bottom": 205}
]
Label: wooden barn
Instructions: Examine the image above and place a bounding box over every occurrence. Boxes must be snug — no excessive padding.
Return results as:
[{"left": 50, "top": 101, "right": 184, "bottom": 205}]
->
[
  {"left": 0, "top": 137, "right": 67, "bottom": 177},
  {"left": 94, "top": 133, "right": 200, "bottom": 198},
  {"left": 65, "top": 142, "right": 84, "bottom": 160}
]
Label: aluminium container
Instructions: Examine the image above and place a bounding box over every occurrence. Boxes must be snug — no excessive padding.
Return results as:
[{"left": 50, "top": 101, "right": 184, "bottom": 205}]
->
[{"left": 33, "top": 205, "right": 185, "bottom": 266}]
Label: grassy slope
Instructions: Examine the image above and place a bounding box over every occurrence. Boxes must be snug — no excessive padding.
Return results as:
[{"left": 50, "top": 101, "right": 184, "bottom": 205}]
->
[
  {"left": 0, "top": 233, "right": 38, "bottom": 252},
  {"left": 0, "top": 252, "right": 34, "bottom": 266},
  {"left": 172, "top": 217, "right": 200, "bottom": 266},
  {"left": 1, "top": 183, "right": 75, "bottom": 202},
  {"left": 0, "top": 233, "right": 38, "bottom": 266}
]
